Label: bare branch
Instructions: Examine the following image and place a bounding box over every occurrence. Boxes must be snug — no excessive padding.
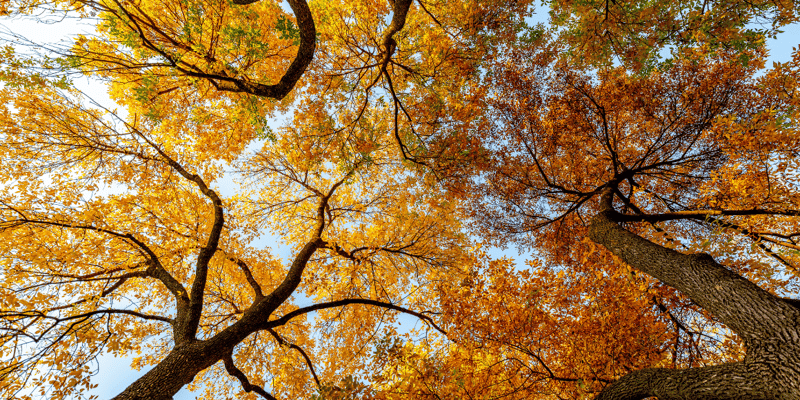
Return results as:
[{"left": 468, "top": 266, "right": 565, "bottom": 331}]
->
[
  {"left": 0, "top": 218, "right": 189, "bottom": 304},
  {"left": 51, "top": 309, "right": 173, "bottom": 324}
]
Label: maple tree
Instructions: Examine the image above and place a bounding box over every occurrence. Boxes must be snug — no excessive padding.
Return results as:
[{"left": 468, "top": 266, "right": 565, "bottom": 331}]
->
[{"left": 1, "top": 0, "right": 800, "bottom": 399}]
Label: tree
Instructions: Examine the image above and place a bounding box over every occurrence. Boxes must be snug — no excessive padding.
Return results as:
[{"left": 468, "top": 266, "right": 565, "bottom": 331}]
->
[
  {"left": 2, "top": 0, "right": 800, "bottom": 399},
  {"left": 460, "top": 39, "right": 800, "bottom": 398},
  {"left": 0, "top": 78, "right": 475, "bottom": 400},
  {"left": 0, "top": 0, "right": 514, "bottom": 398}
]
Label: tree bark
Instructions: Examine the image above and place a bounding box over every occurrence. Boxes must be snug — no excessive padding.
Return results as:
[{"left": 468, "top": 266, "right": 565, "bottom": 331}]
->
[
  {"left": 588, "top": 189, "right": 800, "bottom": 400},
  {"left": 111, "top": 342, "right": 229, "bottom": 400}
]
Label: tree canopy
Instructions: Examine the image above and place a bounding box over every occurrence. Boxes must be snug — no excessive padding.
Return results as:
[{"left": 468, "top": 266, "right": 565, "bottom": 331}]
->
[{"left": 1, "top": 0, "right": 799, "bottom": 399}]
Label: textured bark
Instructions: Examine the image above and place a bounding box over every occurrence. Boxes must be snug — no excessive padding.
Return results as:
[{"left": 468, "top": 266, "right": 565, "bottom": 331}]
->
[
  {"left": 111, "top": 343, "right": 225, "bottom": 400},
  {"left": 588, "top": 189, "right": 800, "bottom": 399},
  {"left": 109, "top": 170, "right": 377, "bottom": 398},
  {"left": 109, "top": 236, "right": 324, "bottom": 400},
  {"left": 595, "top": 364, "right": 784, "bottom": 400}
]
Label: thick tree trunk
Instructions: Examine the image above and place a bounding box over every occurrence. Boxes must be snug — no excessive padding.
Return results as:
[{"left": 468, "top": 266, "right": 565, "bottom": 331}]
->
[
  {"left": 593, "top": 363, "right": 792, "bottom": 400},
  {"left": 587, "top": 190, "right": 800, "bottom": 399},
  {"left": 110, "top": 232, "right": 325, "bottom": 398},
  {"left": 111, "top": 342, "right": 230, "bottom": 400}
]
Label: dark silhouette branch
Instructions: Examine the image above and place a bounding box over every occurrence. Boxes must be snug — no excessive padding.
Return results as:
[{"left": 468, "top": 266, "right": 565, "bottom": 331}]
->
[
  {"left": 614, "top": 208, "right": 800, "bottom": 223},
  {"left": 266, "top": 298, "right": 446, "bottom": 335},
  {"left": 265, "top": 328, "right": 321, "bottom": 388},
  {"left": 0, "top": 218, "right": 188, "bottom": 305},
  {"left": 225, "top": 254, "right": 265, "bottom": 301},
  {"left": 57, "top": 309, "right": 172, "bottom": 324},
  {"left": 611, "top": 199, "right": 799, "bottom": 270},
  {"left": 223, "top": 350, "right": 277, "bottom": 400},
  {"left": 212, "top": 0, "right": 316, "bottom": 99},
  {"left": 133, "top": 131, "right": 224, "bottom": 342},
  {"left": 320, "top": 240, "right": 361, "bottom": 264},
  {"left": 108, "top": 0, "right": 315, "bottom": 100}
]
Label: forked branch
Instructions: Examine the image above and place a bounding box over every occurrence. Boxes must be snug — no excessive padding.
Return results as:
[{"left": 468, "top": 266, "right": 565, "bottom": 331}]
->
[{"left": 132, "top": 131, "right": 224, "bottom": 342}]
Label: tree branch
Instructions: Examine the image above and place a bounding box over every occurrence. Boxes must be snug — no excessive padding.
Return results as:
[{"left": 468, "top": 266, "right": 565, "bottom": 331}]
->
[
  {"left": 216, "top": 0, "right": 316, "bottom": 100},
  {"left": 0, "top": 218, "right": 189, "bottom": 305},
  {"left": 595, "top": 363, "right": 777, "bottom": 400},
  {"left": 223, "top": 351, "right": 277, "bottom": 400},
  {"left": 588, "top": 188, "right": 800, "bottom": 347},
  {"left": 225, "top": 254, "right": 265, "bottom": 301},
  {"left": 132, "top": 131, "right": 224, "bottom": 342},
  {"left": 611, "top": 199, "right": 800, "bottom": 270},
  {"left": 381, "top": 0, "right": 413, "bottom": 72},
  {"left": 1, "top": 308, "right": 172, "bottom": 329},
  {"left": 320, "top": 240, "right": 361, "bottom": 264},
  {"left": 54, "top": 309, "right": 173, "bottom": 324},
  {"left": 265, "top": 328, "right": 321, "bottom": 388},
  {"left": 45, "top": 270, "right": 151, "bottom": 311},
  {"left": 614, "top": 208, "right": 800, "bottom": 223},
  {"left": 266, "top": 298, "right": 446, "bottom": 336}
]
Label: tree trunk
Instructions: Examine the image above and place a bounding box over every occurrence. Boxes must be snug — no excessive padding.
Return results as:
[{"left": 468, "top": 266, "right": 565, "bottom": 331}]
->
[
  {"left": 111, "top": 342, "right": 229, "bottom": 400},
  {"left": 587, "top": 191, "right": 800, "bottom": 399}
]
